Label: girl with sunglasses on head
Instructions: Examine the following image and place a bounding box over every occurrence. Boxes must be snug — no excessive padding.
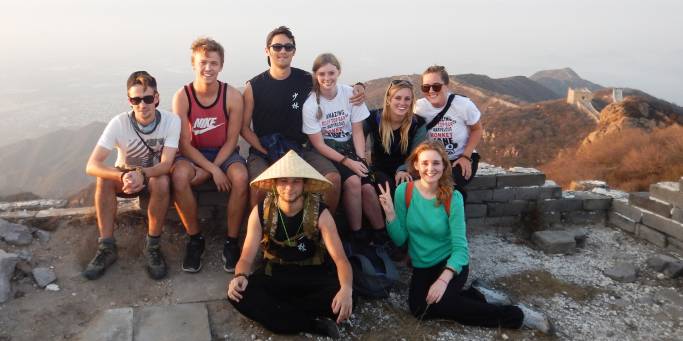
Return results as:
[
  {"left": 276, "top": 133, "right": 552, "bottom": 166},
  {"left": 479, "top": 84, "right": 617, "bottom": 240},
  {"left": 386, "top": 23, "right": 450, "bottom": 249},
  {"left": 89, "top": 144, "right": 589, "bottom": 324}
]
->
[
  {"left": 364, "top": 79, "right": 427, "bottom": 196},
  {"left": 415, "top": 65, "right": 484, "bottom": 202},
  {"left": 302, "top": 53, "right": 387, "bottom": 246},
  {"left": 376, "top": 141, "right": 554, "bottom": 335}
]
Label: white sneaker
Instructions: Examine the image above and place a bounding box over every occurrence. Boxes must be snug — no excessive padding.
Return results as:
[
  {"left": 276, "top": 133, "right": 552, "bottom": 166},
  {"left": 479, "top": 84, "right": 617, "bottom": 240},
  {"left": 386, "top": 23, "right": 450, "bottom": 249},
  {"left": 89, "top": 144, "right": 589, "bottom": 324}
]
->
[
  {"left": 517, "top": 304, "right": 555, "bottom": 335},
  {"left": 471, "top": 279, "right": 513, "bottom": 305}
]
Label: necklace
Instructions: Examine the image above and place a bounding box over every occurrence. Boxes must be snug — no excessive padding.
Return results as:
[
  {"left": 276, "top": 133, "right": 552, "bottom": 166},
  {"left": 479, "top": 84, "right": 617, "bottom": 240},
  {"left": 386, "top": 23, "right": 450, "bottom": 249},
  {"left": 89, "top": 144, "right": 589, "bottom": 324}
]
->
[{"left": 276, "top": 205, "right": 304, "bottom": 247}]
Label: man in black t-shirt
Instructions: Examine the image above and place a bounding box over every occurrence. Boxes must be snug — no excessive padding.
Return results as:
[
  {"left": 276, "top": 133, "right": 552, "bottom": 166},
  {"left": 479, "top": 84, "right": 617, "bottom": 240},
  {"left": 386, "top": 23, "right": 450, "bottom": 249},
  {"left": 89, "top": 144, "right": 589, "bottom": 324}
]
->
[{"left": 241, "top": 26, "right": 365, "bottom": 212}]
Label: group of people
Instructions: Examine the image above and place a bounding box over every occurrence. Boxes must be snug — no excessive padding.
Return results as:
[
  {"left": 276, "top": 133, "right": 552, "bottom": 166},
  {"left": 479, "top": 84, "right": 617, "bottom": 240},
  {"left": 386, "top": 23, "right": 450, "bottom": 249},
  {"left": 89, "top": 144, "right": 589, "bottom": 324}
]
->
[{"left": 84, "top": 26, "right": 553, "bottom": 338}]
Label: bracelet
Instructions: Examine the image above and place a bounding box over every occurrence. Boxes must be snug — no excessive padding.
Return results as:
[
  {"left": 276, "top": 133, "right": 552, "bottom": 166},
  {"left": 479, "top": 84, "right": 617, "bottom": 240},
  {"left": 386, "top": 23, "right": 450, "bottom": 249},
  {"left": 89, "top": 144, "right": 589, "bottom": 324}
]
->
[
  {"left": 442, "top": 267, "right": 455, "bottom": 274},
  {"left": 437, "top": 278, "right": 449, "bottom": 285},
  {"left": 340, "top": 156, "right": 348, "bottom": 164},
  {"left": 135, "top": 167, "right": 148, "bottom": 185},
  {"left": 234, "top": 273, "right": 249, "bottom": 279},
  {"left": 458, "top": 155, "right": 472, "bottom": 162}
]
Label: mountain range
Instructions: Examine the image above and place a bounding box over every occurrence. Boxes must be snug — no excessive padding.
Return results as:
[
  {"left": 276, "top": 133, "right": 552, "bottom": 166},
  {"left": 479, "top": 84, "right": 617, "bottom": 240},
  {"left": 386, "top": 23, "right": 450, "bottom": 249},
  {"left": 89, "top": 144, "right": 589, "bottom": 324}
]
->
[{"left": 0, "top": 68, "right": 680, "bottom": 199}]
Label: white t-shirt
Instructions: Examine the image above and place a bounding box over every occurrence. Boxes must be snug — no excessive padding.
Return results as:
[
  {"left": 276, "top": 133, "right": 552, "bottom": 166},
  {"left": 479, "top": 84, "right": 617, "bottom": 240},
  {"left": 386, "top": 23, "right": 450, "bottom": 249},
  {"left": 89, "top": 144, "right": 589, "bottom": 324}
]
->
[
  {"left": 97, "top": 109, "right": 181, "bottom": 168},
  {"left": 415, "top": 94, "right": 481, "bottom": 160},
  {"left": 302, "top": 84, "right": 370, "bottom": 143}
]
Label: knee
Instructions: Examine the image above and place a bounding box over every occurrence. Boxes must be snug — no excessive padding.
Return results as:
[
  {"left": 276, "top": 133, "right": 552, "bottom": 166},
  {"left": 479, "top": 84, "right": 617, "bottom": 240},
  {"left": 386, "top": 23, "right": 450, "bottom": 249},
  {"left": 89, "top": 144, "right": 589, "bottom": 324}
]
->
[
  {"left": 171, "top": 165, "right": 193, "bottom": 190},
  {"left": 230, "top": 167, "right": 249, "bottom": 192},
  {"left": 344, "top": 176, "right": 361, "bottom": 194},
  {"left": 361, "top": 183, "right": 377, "bottom": 196},
  {"left": 149, "top": 175, "right": 170, "bottom": 197},
  {"left": 96, "top": 177, "right": 116, "bottom": 195},
  {"left": 325, "top": 172, "right": 341, "bottom": 188}
]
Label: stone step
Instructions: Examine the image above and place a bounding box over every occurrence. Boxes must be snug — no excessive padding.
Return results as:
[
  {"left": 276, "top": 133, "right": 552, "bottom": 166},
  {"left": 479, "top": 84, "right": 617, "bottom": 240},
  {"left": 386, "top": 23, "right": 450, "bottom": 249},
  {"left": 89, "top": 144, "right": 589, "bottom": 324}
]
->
[
  {"left": 629, "top": 192, "right": 672, "bottom": 218},
  {"left": 650, "top": 182, "right": 683, "bottom": 208}
]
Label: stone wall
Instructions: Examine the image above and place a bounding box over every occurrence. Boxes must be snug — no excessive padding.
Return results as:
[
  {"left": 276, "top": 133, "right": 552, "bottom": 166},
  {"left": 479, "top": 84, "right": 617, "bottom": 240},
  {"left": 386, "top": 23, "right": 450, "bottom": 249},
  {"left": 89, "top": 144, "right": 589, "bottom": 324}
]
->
[{"left": 609, "top": 178, "right": 683, "bottom": 253}]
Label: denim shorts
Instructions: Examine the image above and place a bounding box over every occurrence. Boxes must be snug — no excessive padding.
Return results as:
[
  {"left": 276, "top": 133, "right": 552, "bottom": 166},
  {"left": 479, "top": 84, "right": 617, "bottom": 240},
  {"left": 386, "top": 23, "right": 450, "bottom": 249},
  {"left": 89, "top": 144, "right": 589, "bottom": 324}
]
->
[{"left": 176, "top": 147, "right": 246, "bottom": 172}]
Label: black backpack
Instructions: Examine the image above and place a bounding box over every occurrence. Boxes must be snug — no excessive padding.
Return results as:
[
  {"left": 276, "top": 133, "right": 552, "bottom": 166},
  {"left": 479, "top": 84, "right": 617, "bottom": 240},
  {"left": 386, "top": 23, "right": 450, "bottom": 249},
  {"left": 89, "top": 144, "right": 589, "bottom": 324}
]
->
[{"left": 344, "top": 243, "right": 399, "bottom": 299}]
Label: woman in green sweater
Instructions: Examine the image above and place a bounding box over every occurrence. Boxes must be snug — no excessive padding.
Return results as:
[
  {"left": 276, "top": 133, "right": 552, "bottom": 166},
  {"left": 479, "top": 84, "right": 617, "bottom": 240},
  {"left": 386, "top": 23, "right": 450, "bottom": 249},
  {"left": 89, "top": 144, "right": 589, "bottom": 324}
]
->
[{"left": 377, "top": 140, "right": 553, "bottom": 334}]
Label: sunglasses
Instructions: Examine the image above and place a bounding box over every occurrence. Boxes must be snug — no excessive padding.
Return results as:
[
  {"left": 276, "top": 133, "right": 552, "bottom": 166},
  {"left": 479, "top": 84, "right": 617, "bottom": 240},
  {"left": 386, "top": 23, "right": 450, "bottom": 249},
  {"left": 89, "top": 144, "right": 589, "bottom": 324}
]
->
[
  {"left": 421, "top": 83, "right": 444, "bottom": 93},
  {"left": 390, "top": 79, "right": 413, "bottom": 86},
  {"left": 269, "top": 43, "right": 296, "bottom": 52},
  {"left": 128, "top": 95, "right": 155, "bottom": 105}
]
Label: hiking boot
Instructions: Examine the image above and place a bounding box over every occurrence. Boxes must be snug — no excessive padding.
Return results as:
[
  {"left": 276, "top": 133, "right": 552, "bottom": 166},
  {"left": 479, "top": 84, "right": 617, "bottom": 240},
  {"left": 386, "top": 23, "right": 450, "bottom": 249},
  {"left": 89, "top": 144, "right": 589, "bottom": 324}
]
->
[
  {"left": 222, "top": 240, "right": 240, "bottom": 273},
  {"left": 182, "top": 236, "right": 205, "bottom": 273},
  {"left": 517, "top": 304, "right": 555, "bottom": 335},
  {"left": 471, "top": 279, "right": 513, "bottom": 305},
  {"left": 145, "top": 240, "right": 167, "bottom": 280},
  {"left": 312, "top": 317, "right": 340, "bottom": 339},
  {"left": 82, "top": 240, "right": 118, "bottom": 280},
  {"left": 370, "top": 228, "right": 391, "bottom": 246}
]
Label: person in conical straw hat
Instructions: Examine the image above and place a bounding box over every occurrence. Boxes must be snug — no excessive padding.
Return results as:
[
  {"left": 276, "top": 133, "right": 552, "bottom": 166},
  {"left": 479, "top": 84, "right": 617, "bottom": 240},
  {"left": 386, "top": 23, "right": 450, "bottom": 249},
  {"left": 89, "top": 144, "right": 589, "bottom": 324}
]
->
[{"left": 228, "top": 151, "right": 352, "bottom": 338}]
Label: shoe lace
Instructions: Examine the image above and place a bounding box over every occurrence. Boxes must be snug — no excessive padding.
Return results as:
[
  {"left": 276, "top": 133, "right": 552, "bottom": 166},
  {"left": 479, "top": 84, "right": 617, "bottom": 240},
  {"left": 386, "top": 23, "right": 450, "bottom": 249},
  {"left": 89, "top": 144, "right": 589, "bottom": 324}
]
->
[
  {"left": 92, "top": 246, "right": 113, "bottom": 266},
  {"left": 147, "top": 245, "right": 162, "bottom": 265},
  {"left": 187, "top": 240, "right": 203, "bottom": 259}
]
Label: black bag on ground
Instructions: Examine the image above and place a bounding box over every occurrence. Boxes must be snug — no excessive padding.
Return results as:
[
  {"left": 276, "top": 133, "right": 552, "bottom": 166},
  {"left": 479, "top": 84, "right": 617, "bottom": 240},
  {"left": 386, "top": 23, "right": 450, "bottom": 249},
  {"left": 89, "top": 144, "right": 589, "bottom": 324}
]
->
[{"left": 344, "top": 242, "right": 399, "bottom": 299}]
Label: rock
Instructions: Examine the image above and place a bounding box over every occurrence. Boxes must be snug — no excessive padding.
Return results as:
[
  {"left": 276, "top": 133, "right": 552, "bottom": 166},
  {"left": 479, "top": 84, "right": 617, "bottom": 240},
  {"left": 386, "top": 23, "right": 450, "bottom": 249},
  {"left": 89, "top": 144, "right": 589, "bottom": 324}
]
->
[
  {"left": 45, "top": 283, "right": 60, "bottom": 291},
  {"left": 15, "top": 261, "right": 32, "bottom": 276},
  {"left": 32, "top": 267, "right": 57, "bottom": 287},
  {"left": 33, "top": 229, "right": 50, "bottom": 243},
  {"left": 662, "top": 262, "right": 683, "bottom": 279},
  {"left": 0, "top": 219, "right": 33, "bottom": 246},
  {"left": 570, "top": 180, "right": 608, "bottom": 191},
  {"left": 16, "top": 249, "right": 32, "bottom": 261},
  {"left": 568, "top": 227, "right": 590, "bottom": 245},
  {"left": 0, "top": 249, "right": 19, "bottom": 303},
  {"left": 532, "top": 230, "right": 576, "bottom": 254},
  {"left": 604, "top": 263, "right": 638, "bottom": 283},
  {"left": 646, "top": 254, "right": 678, "bottom": 272}
]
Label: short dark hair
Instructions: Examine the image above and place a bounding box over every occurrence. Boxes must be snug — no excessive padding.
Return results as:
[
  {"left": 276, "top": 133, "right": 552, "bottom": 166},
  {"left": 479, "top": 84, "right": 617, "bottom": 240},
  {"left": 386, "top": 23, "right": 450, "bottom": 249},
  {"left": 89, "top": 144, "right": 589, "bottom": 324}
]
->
[
  {"left": 422, "top": 65, "right": 449, "bottom": 85},
  {"left": 126, "top": 71, "right": 157, "bottom": 92},
  {"left": 265, "top": 26, "right": 295, "bottom": 66}
]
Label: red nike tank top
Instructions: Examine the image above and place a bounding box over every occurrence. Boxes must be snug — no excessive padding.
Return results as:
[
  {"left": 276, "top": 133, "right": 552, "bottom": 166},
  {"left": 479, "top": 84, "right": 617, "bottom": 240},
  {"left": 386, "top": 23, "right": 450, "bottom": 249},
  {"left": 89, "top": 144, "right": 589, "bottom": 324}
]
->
[{"left": 184, "top": 81, "right": 229, "bottom": 149}]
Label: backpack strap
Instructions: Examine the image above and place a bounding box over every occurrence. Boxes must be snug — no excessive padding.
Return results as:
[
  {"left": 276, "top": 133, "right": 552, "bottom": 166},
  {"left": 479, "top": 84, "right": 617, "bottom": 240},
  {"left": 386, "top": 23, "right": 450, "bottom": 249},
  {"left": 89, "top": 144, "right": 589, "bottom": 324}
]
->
[
  {"left": 374, "top": 247, "right": 399, "bottom": 281},
  {"left": 405, "top": 181, "right": 451, "bottom": 217},
  {"left": 425, "top": 93, "right": 456, "bottom": 131}
]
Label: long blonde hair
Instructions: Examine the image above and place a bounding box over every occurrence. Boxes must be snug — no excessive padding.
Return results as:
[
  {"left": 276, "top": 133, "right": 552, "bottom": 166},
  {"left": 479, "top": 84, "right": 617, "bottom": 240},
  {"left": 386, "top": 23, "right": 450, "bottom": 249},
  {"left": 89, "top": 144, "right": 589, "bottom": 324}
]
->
[
  {"left": 380, "top": 80, "right": 415, "bottom": 154},
  {"left": 406, "top": 141, "right": 454, "bottom": 207},
  {"left": 311, "top": 53, "right": 341, "bottom": 120}
]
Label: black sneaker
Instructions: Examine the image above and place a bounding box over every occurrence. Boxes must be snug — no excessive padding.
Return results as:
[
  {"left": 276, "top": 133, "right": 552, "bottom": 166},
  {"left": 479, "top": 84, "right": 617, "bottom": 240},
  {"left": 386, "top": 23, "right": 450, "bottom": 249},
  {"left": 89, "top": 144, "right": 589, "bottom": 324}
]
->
[
  {"left": 145, "top": 242, "right": 167, "bottom": 280},
  {"left": 182, "top": 237, "right": 205, "bottom": 273},
  {"left": 222, "top": 240, "right": 240, "bottom": 273},
  {"left": 82, "top": 241, "right": 118, "bottom": 280},
  {"left": 312, "top": 317, "right": 340, "bottom": 339}
]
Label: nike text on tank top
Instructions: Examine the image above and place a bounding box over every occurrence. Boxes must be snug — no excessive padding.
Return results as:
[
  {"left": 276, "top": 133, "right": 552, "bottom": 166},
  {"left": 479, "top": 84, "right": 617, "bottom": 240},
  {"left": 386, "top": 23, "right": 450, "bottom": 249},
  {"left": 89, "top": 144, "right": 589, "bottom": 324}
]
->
[
  {"left": 184, "top": 81, "right": 229, "bottom": 149},
  {"left": 249, "top": 68, "right": 312, "bottom": 146}
]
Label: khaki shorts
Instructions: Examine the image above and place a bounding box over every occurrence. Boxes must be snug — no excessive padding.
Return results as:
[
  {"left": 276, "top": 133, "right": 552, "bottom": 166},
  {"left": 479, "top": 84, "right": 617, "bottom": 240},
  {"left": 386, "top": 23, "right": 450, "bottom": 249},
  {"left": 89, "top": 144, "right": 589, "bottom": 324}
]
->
[{"left": 247, "top": 149, "right": 338, "bottom": 181}]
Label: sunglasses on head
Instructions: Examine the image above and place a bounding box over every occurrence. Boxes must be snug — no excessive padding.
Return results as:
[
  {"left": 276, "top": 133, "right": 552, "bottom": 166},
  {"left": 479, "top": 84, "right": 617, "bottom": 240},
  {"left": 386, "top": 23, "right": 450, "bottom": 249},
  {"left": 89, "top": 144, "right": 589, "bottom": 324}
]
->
[
  {"left": 128, "top": 95, "right": 155, "bottom": 105},
  {"left": 269, "top": 43, "right": 296, "bottom": 52},
  {"left": 390, "top": 79, "right": 413, "bottom": 86},
  {"left": 421, "top": 83, "right": 444, "bottom": 93}
]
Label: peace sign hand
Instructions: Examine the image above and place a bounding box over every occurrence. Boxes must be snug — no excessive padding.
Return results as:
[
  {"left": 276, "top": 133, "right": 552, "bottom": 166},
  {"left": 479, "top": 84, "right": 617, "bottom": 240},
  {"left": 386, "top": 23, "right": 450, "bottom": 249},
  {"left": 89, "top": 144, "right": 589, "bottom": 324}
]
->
[{"left": 377, "top": 181, "right": 396, "bottom": 222}]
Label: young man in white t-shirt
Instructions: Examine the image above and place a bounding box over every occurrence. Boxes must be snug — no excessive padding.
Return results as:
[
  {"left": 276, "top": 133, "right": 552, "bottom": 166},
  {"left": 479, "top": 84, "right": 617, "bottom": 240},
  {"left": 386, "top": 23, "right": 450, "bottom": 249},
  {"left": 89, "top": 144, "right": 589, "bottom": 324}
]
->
[
  {"left": 84, "top": 71, "right": 181, "bottom": 280},
  {"left": 415, "top": 65, "right": 484, "bottom": 200}
]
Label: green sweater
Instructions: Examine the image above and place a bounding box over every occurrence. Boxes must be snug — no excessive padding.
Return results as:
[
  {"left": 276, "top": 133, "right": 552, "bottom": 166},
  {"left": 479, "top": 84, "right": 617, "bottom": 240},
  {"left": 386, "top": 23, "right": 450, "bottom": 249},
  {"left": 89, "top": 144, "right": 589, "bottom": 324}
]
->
[{"left": 386, "top": 182, "right": 468, "bottom": 273}]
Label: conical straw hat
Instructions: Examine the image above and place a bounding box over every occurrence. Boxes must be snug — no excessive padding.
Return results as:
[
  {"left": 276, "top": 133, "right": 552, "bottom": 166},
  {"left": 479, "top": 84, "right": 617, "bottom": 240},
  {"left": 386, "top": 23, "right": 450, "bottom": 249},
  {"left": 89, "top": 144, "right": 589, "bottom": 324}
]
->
[{"left": 250, "top": 150, "right": 332, "bottom": 193}]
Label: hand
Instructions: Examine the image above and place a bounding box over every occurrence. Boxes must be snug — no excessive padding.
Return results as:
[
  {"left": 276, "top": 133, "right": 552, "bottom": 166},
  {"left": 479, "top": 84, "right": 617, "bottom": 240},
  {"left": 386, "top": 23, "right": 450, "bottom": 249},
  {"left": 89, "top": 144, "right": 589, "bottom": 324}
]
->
[
  {"left": 227, "top": 276, "right": 248, "bottom": 302},
  {"left": 349, "top": 84, "right": 366, "bottom": 105},
  {"left": 211, "top": 167, "right": 230, "bottom": 192},
  {"left": 122, "top": 171, "right": 144, "bottom": 194},
  {"left": 452, "top": 157, "right": 472, "bottom": 180},
  {"left": 394, "top": 171, "right": 412, "bottom": 185},
  {"left": 331, "top": 286, "right": 353, "bottom": 323},
  {"left": 343, "top": 158, "right": 368, "bottom": 178},
  {"left": 377, "top": 181, "right": 395, "bottom": 222},
  {"left": 426, "top": 278, "right": 448, "bottom": 304}
]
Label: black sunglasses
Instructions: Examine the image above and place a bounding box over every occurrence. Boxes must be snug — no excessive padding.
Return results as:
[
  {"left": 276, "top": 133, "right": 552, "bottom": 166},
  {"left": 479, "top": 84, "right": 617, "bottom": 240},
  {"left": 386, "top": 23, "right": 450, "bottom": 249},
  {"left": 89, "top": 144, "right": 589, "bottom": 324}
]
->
[
  {"left": 421, "top": 83, "right": 444, "bottom": 93},
  {"left": 129, "top": 95, "right": 155, "bottom": 105},
  {"left": 269, "top": 43, "right": 296, "bottom": 52},
  {"left": 390, "top": 79, "right": 413, "bottom": 86}
]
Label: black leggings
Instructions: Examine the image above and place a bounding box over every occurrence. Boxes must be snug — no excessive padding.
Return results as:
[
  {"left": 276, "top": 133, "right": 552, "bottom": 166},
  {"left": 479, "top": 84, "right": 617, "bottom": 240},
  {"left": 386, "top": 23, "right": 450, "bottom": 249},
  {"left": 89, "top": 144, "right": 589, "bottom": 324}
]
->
[
  {"left": 452, "top": 152, "right": 480, "bottom": 202},
  {"left": 408, "top": 260, "right": 523, "bottom": 329},
  {"left": 228, "top": 264, "right": 341, "bottom": 334}
]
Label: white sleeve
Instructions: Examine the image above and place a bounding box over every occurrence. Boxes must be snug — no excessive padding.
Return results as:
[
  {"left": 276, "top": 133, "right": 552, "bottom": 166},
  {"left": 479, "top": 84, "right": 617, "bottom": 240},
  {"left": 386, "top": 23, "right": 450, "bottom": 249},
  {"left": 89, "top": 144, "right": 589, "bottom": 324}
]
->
[
  {"left": 301, "top": 93, "right": 322, "bottom": 135},
  {"left": 164, "top": 114, "right": 181, "bottom": 148},
  {"left": 464, "top": 99, "right": 481, "bottom": 125},
  {"left": 414, "top": 99, "right": 429, "bottom": 118},
  {"left": 96, "top": 116, "right": 120, "bottom": 150},
  {"left": 351, "top": 102, "right": 370, "bottom": 123}
]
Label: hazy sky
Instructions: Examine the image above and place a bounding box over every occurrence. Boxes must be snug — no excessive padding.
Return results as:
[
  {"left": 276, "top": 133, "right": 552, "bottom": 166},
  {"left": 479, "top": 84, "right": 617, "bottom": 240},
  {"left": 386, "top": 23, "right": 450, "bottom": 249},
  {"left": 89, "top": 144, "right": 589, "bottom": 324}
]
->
[{"left": 1, "top": 0, "right": 682, "bottom": 106}]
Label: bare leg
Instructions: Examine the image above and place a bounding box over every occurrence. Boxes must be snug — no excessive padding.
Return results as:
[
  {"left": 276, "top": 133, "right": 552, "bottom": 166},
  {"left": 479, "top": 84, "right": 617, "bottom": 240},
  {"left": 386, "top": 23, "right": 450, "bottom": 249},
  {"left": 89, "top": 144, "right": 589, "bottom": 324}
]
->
[
  {"left": 95, "top": 177, "right": 121, "bottom": 239},
  {"left": 147, "top": 175, "right": 170, "bottom": 237},
  {"left": 323, "top": 172, "right": 341, "bottom": 215},
  {"left": 343, "top": 176, "right": 362, "bottom": 231},
  {"left": 172, "top": 161, "right": 200, "bottom": 235},
  {"left": 250, "top": 187, "right": 265, "bottom": 209},
  {"left": 362, "top": 183, "right": 385, "bottom": 229},
  {"left": 226, "top": 163, "right": 249, "bottom": 239}
]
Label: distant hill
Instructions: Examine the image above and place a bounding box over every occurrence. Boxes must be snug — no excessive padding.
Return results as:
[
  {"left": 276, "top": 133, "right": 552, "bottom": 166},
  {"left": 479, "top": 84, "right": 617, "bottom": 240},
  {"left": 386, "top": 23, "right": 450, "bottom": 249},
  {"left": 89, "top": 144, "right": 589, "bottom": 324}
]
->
[
  {"left": 530, "top": 68, "right": 603, "bottom": 97},
  {"left": 0, "top": 122, "right": 107, "bottom": 198},
  {"left": 455, "top": 74, "right": 561, "bottom": 103}
]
